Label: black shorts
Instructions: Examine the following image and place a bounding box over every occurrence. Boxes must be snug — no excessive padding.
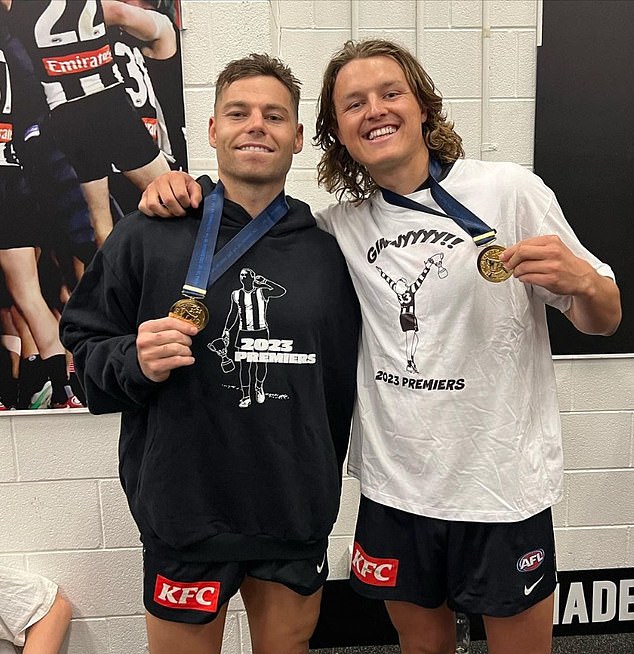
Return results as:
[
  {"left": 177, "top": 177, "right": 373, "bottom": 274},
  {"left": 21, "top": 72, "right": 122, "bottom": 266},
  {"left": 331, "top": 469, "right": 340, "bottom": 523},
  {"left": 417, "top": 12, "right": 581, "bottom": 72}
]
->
[
  {"left": 0, "top": 167, "right": 41, "bottom": 249},
  {"left": 143, "top": 547, "right": 328, "bottom": 624},
  {"left": 350, "top": 495, "right": 557, "bottom": 618},
  {"left": 399, "top": 312, "right": 418, "bottom": 332},
  {"left": 50, "top": 85, "right": 159, "bottom": 183}
]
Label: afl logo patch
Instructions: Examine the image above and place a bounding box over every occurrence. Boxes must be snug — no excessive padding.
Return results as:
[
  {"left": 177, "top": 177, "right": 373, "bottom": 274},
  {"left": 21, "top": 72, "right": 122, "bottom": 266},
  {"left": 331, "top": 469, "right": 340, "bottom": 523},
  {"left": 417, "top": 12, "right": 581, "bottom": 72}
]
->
[{"left": 517, "top": 549, "right": 544, "bottom": 572}]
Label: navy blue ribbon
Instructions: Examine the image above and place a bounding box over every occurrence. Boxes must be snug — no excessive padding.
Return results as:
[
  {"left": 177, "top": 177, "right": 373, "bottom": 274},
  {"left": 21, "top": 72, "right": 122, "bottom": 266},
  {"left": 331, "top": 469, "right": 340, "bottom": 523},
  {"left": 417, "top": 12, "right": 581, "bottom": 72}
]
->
[
  {"left": 182, "top": 181, "right": 224, "bottom": 298},
  {"left": 381, "top": 159, "right": 497, "bottom": 246},
  {"left": 182, "top": 182, "right": 289, "bottom": 299}
]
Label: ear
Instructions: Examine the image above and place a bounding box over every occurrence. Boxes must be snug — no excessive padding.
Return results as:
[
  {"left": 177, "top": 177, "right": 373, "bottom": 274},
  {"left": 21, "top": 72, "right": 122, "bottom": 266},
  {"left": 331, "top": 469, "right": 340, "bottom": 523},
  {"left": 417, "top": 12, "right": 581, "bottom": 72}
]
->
[
  {"left": 293, "top": 123, "right": 304, "bottom": 154},
  {"left": 421, "top": 106, "right": 428, "bottom": 125},
  {"left": 208, "top": 116, "right": 217, "bottom": 148}
]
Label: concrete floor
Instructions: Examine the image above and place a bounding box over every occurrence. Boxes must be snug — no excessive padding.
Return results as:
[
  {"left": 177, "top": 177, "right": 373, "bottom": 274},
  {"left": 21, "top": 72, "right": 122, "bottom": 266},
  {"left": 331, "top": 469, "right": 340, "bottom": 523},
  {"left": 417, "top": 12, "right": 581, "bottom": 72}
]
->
[{"left": 311, "top": 633, "right": 634, "bottom": 653}]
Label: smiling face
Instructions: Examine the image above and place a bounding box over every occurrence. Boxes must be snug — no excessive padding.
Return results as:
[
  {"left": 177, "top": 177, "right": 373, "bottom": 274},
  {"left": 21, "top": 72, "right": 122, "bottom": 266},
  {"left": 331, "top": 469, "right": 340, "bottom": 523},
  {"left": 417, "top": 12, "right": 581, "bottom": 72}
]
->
[
  {"left": 333, "top": 56, "right": 429, "bottom": 192},
  {"left": 209, "top": 75, "right": 303, "bottom": 196}
]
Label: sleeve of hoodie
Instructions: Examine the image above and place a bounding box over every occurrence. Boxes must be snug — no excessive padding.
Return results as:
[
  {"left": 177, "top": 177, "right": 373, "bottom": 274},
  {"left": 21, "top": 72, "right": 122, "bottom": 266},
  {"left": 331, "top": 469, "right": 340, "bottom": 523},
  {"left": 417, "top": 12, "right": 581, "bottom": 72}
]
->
[{"left": 60, "top": 222, "right": 161, "bottom": 414}]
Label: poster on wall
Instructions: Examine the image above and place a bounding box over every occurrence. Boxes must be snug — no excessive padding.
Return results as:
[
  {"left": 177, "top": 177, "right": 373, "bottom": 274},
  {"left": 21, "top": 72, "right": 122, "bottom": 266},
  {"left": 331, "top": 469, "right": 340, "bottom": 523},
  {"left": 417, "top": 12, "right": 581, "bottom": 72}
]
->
[{"left": 0, "top": 0, "right": 187, "bottom": 412}]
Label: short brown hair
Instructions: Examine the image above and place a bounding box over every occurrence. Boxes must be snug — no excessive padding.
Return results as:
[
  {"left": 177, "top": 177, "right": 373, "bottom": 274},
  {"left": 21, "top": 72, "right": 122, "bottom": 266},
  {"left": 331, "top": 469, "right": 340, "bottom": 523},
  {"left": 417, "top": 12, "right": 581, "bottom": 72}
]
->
[
  {"left": 314, "top": 39, "right": 464, "bottom": 202},
  {"left": 215, "top": 53, "right": 301, "bottom": 119}
]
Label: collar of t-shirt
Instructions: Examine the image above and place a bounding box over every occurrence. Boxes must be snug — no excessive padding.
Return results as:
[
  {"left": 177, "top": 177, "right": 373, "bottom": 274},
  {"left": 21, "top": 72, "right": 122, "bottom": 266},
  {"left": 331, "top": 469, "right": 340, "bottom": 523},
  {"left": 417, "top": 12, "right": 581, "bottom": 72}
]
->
[{"left": 415, "top": 160, "right": 455, "bottom": 191}]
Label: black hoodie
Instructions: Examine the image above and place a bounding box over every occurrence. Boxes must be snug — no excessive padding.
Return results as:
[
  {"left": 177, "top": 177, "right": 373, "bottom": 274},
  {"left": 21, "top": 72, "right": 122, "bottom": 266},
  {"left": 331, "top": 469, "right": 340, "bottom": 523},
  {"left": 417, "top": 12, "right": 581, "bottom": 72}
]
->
[{"left": 61, "top": 178, "right": 359, "bottom": 561}]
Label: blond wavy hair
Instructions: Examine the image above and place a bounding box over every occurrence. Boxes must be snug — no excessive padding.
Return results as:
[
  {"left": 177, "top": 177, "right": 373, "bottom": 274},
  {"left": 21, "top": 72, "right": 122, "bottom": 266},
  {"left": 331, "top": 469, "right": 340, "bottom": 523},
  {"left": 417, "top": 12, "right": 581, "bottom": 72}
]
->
[{"left": 314, "top": 39, "right": 464, "bottom": 202}]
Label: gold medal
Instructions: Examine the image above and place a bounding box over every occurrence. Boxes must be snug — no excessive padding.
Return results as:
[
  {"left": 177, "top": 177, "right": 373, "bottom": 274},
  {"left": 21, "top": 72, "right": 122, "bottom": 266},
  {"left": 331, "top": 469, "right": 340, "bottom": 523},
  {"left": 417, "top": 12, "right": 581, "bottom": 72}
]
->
[
  {"left": 168, "top": 298, "right": 209, "bottom": 329},
  {"left": 477, "top": 244, "right": 512, "bottom": 283}
]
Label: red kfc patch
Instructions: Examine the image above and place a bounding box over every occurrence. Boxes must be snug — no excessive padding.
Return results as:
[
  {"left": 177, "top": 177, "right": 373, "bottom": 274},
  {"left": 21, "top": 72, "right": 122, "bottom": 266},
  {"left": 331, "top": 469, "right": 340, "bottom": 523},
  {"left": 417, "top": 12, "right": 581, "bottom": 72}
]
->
[
  {"left": 153, "top": 574, "right": 221, "bottom": 613},
  {"left": 351, "top": 542, "right": 399, "bottom": 587}
]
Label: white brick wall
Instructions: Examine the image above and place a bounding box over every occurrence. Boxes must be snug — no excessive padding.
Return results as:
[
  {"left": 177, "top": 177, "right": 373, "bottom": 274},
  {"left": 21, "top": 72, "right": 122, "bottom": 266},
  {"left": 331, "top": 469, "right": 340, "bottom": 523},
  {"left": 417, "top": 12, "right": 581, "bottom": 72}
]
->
[{"left": 2, "top": 2, "right": 631, "bottom": 653}]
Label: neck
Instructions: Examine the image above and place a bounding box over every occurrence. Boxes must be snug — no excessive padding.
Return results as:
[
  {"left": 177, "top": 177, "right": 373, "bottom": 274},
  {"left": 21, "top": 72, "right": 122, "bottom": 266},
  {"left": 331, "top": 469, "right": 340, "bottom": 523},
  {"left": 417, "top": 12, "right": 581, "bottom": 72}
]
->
[
  {"left": 372, "top": 147, "right": 430, "bottom": 196},
  {"left": 220, "top": 178, "right": 284, "bottom": 218}
]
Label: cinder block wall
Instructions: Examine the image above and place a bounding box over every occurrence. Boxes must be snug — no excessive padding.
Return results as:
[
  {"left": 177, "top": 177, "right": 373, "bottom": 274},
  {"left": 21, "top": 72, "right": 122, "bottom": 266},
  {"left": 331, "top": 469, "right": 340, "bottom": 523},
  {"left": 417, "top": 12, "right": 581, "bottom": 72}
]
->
[{"left": 1, "top": 2, "right": 631, "bottom": 653}]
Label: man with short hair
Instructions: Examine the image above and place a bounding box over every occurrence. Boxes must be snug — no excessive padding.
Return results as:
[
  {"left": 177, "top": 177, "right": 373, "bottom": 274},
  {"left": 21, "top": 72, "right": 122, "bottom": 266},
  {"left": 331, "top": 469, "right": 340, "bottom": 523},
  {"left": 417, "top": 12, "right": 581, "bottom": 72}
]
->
[{"left": 60, "top": 53, "right": 358, "bottom": 654}]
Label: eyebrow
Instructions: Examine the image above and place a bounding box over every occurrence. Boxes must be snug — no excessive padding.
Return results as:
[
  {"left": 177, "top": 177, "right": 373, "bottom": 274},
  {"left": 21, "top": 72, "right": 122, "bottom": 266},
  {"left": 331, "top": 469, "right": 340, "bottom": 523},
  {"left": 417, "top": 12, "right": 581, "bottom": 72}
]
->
[
  {"left": 221, "top": 100, "right": 291, "bottom": 116},
  {"left": 337, "top": 79, "right": 406, "bottom": 103}
]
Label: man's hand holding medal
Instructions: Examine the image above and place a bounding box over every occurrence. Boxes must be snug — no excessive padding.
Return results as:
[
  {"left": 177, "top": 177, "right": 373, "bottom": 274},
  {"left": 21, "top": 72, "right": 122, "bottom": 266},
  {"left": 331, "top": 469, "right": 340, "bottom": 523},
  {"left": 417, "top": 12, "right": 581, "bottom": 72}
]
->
[
  {"left": 499, "top": 235, "right": 596, "bottom": 295},
  {"left": 136, "top": 317, "right": 198, "bottom": 383}
]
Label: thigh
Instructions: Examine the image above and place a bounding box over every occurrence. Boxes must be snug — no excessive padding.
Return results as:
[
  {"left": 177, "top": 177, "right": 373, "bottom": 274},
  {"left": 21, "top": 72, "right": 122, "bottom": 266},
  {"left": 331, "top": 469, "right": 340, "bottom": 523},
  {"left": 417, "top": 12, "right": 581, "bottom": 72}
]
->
[
  {"left": 52, "top": 87, "right": 160, "bottom": 182},
  {"left": 385, "top": 600, "right": 456, "bottom": 654},
  {"left": 0, "top": 170, "right": 39, "bottom": 249},
  {"left": 50, "top": 100, "right": 111, "bottom": 184},
  {"left": 145, "top": 604, "right": 228, "bottom": 654},
  {"left": 0, "top": 248, "right": 39, "bottom": 297},
  {"left": 350, "top": 495, "right": 447, "bottom": 607},
  {"left": 108, "top": 90, "right": 163, "bottom": 174},
  {"left": 143, "top": 549, "right": 242, "bottom": 627},
  {"left": 448, "top": 508, "right": 557, "bottom": 617},
  {"left": 240, "top": 576, "right": 322, "bottom": 654},
  {"left": 483, "top": 592, "right": 554, "bottom": 654}
]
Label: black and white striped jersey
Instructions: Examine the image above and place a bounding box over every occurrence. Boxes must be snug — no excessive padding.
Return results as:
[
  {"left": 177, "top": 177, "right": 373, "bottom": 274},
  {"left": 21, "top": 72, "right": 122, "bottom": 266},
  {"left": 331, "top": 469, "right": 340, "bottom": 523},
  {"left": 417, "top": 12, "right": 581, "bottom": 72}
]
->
[
  {"left": 8, "top": 0, "right": 121, "bottom": 110},
  {"left": 108, "top": 25, "right": 175, "bottom": 161}
]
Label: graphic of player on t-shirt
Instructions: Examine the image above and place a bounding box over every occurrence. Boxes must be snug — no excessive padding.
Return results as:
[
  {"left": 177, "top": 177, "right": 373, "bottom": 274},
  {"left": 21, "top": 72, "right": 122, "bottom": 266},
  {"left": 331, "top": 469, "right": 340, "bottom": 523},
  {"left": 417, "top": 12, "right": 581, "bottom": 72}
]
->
[
  {"left": 376, "top": 252, "right": 447, "bottom": 374},
  {"left": 221, "top": 268, "right": 286, "bottom": 408}
]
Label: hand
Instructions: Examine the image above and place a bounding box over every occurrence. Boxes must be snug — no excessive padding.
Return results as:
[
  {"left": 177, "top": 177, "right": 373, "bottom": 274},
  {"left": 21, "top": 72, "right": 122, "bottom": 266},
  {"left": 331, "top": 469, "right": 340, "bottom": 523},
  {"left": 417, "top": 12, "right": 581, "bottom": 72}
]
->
[
  {"left": 499, "top": 235, "right": 596, "bottom": 296},
  {"left": 136, "top": 317, "right": 198, "bottom": 382},
  {"left": 139, "top": 171, "right": 202, "bottom": 218},
  {"left": 254, "top": 275, "right": 267, "bottom": 285}
]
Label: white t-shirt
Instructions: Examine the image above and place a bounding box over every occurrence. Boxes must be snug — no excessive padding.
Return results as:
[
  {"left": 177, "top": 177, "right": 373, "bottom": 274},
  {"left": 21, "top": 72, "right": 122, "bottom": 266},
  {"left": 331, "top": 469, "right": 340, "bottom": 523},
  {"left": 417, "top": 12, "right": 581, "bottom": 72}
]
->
[
  {"left": 0, "top": 566, "right": 58, "bottom": 648},
  {"left": 316, "top": 159, "right": 614, "bottom": 522}
]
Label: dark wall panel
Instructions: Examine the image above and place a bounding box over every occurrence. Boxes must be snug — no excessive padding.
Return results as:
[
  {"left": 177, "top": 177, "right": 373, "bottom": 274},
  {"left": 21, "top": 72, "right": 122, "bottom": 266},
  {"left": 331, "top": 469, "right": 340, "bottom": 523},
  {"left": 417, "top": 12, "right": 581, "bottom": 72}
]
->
[{"left": 534, "top": 0, "right": 633, "bottom": 354}]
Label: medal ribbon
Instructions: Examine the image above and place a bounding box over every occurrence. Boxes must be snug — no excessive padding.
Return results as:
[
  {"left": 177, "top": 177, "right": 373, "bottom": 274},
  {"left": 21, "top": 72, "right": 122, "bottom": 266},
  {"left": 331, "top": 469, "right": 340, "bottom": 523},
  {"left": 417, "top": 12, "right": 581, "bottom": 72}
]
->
[
  {"left": 181, "top": 180, "right": 289, "bottom": 299},
  {"left": 380, "top": 158, "right": 497, "bottom": 246},
  {"left": 181, "top": 181, "right": 224, "bottom": 298}
]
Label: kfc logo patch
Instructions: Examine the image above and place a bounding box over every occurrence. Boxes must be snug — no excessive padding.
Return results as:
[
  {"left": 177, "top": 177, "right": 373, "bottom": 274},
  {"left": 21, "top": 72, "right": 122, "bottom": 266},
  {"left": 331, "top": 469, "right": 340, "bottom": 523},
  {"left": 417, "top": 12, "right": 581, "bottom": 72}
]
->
[
  {"left": 153, "top": 574, "right": 221, "bottom": 612},
  {"left": 517, "top": 549, "right": 545, "bottom": 573},
  {"left": 351, "top": 542, "right": 399, "bottom": 587}
]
